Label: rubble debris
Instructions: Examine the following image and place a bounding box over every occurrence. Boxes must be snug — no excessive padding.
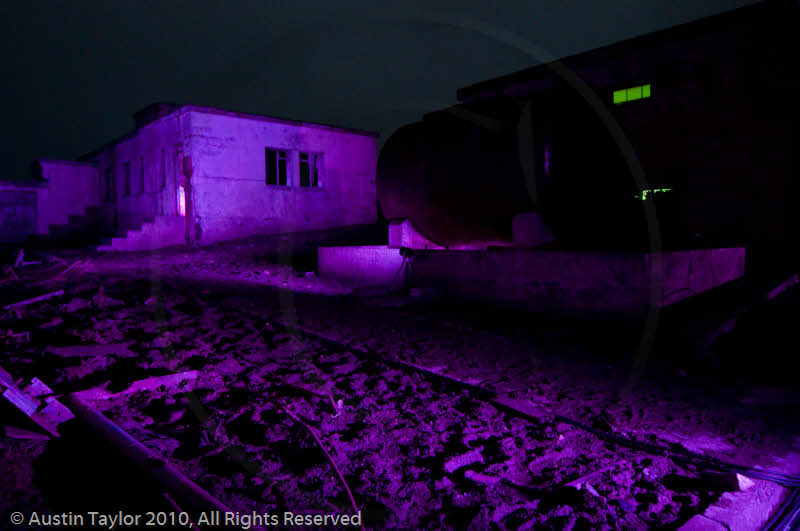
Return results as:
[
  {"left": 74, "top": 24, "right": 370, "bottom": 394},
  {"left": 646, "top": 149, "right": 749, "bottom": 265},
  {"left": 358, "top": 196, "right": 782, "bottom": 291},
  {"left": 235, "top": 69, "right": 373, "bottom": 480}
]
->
[
  {"left": 39, "top": 317, "right": 64, "bottom": 329},
  {"left": 329, "top": 394, "right": 345, "bottom": 418},
  {"left": 492, "top": 396, "right": 554, "bottom": 424},
  {"left": 3, "top": 425, "right": 50, "bottom": 441},
  {"left": 444, "top": 449, "right": 484, "bottom": 473},
  {"left": 279, "top": 403, "right": 362, "bottom": 525},
  {"left": 584, "top": 483, "right": 601, "bottom": 497},
  {"left": 2, "top": 289, "right": 64, "bottom": 310},
  {"left": 33, "top": 259, "right": 86, "bottom": 285},
  {"left": 700, "top": 470, "right": 756, "bottom": 492},
  {"left": 71, "top": 370, "right": 199, "bottom": 401},
  {"left": 465, "top": 470, "right": 501, "bottom": 486},
  {"left": 564, "top": 465, "right": 615, "bottom": 490},
  {"left": 46, "top": 343, "right": 136, "bottom": 359},
  {"left": 658, "top": 432, "right": 736, "bottom": 455},
  {"left": 1, "top": 330, "right": 30, "bottom": 345},
  {"left": 1, "top": 265, "right": 20, "bottom": 283},
  {"left": 766, "top": 273, "right": 799, "bottom": 300},
  {"left": 0, "top": 367, "right": 74, "bottom": 437},
  {"left": 90, "top": 284, "right": 124, "bottom": 309},
  {"left": 65, "top": 297, "right": 91, "bottom": 312},
  {"left": 62, "top": 394, "right": 232, "bottom": 515}
]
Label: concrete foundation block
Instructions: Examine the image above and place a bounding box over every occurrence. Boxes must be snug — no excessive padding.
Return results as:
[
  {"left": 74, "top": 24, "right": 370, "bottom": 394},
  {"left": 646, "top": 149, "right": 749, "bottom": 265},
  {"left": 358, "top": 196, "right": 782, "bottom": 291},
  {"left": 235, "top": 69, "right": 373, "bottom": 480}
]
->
[
  {"left": 319, "top": 245, "right": 406, "bottom": 288},
  {"left": 512, "top": 212, "right": 554, "bottom": 247},
  {"left": 319, "top": 245, "right": 746, "bottom": 315}
]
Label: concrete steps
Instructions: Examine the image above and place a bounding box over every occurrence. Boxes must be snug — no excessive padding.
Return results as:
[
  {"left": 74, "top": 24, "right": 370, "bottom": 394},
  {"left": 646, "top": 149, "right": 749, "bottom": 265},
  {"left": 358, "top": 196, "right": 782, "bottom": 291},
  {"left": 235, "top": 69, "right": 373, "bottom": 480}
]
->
[
  {"left": 97, "top": 216, "right": 184, "bottom": 252},
  {"left": 47, "top": 203, "right": 115, "bottom": 244}
]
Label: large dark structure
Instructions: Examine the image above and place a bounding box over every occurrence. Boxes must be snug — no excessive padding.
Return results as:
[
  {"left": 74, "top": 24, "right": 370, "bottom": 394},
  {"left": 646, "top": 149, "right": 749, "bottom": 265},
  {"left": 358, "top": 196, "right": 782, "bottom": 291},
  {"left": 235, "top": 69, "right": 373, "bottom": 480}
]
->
[{"left": 377, "top": 1, "right": 799, "bottom": 272}]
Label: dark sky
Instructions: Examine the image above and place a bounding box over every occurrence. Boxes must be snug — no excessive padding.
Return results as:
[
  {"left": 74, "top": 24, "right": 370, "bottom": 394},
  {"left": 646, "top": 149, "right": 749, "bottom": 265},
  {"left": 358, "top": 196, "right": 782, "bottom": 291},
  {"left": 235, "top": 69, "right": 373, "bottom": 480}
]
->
[{"left": 0, "top": 0, "right": 756, "bottom": 181}]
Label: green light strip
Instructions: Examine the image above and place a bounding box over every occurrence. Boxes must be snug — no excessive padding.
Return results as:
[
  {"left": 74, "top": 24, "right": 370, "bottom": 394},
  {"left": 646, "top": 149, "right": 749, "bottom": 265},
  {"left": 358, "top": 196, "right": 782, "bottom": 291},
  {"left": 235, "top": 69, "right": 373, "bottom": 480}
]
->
[{"left": 614, "top": 84, "right": 651, "bottom": 104}]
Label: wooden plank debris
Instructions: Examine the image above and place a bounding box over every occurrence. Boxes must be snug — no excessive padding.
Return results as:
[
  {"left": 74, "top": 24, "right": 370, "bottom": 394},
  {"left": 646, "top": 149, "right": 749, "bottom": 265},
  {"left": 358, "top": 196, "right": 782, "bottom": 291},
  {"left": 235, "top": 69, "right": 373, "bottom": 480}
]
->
[
  {"left": 563, "top": 465, "right": 616, "bottom": 490},
  {"left": 3, "top": 425, "right": 50, "bottom": 440},
  {"left": 33, "top": 259, "right": 86, "bottom": 285},
  {"left": 2, "top": 290, "right": 64, "bottom": 310},
  {"left": 0, "top": 366, "right": 74, "bottom": 437}
]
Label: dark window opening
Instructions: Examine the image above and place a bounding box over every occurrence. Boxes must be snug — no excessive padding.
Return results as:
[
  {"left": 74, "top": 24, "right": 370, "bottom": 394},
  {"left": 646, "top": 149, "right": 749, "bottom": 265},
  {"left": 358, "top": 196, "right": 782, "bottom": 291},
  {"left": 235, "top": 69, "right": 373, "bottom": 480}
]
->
[
  {"left": 299, "top": 152, "right": 322, "bottom": 187},
  {"left": 161, "top": 147, "right": 167, "bottom": 189},
  {"left": 265, "top": 148, "right": 288, "bottom": 185},
  {"left": 123, "top": 162, "right": 131, "bottom": 196},
  {"left": 138, "top": 156, "right": 145, "bottom": 194},
  {"left": 104, "top": 169, "right": 112, "bottom": 201}
]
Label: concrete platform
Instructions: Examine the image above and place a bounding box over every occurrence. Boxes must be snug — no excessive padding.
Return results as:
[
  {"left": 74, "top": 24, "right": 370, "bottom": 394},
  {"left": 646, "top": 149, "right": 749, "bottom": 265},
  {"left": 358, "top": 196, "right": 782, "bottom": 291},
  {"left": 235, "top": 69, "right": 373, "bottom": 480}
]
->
[{"left": 318, "top": 245, "right": 745, "bottom": 315}]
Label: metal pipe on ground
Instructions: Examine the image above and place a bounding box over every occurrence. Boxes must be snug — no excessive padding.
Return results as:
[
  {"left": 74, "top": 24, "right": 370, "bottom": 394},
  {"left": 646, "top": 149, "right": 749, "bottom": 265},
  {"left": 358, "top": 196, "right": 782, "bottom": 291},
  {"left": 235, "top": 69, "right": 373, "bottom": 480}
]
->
[{"left": 62, "top": 394, "right": 231, "bottom": 515}]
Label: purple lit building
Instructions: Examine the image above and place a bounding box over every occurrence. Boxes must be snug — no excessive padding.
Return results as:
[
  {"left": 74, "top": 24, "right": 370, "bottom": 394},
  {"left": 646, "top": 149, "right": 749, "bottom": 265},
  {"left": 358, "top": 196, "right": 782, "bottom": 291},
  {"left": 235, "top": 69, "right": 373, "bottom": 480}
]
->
[{"left": 12, "top": 103, "right": 378, "bottom": 250}]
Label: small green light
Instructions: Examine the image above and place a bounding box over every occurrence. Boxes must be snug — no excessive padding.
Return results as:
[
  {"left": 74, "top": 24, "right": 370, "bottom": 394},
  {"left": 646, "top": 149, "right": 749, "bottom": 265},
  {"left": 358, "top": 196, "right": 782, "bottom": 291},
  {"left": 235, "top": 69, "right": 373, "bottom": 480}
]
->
[
  {"left": 627, "top": 86, "right": 642, "bottom": 101},
  {"left": 613, "top": 90, "right": 627, "bottom": 104},
  {"left": 635, "top": 187, "right": 672, "bottom": 200},
  {"left": 642, "top": 84, "right": 651, "bottom": 98}
]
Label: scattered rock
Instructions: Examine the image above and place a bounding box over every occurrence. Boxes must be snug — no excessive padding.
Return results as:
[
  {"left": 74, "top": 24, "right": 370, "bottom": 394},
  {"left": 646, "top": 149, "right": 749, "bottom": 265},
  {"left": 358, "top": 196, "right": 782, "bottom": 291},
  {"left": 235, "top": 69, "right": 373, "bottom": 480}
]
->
[
  {"left": 465, "top": 470, "right": 501, "bottom": 486},
  {"left": 65, "top": 297, "right": 90, "bottom": 313},
  {"left": 444, "top": 449, "right": 484, "bottom": 474},
  {"left": 46, "top": 343, "right": 136, "bottom": 358}
]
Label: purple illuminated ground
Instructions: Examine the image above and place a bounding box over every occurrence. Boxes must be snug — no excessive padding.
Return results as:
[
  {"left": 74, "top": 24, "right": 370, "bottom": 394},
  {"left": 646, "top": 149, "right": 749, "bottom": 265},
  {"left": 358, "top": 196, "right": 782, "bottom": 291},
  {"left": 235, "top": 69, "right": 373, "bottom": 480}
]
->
[{"left": 1, "top": 238, "right": 798, "bottom": 529}]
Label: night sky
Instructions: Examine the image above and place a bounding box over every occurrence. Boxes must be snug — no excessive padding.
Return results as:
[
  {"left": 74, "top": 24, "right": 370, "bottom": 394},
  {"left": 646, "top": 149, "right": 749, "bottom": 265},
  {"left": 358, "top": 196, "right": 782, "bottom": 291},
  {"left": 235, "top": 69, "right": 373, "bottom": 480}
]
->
[{"left": 1, "top": 0, "right": 756, "bottom": 182}]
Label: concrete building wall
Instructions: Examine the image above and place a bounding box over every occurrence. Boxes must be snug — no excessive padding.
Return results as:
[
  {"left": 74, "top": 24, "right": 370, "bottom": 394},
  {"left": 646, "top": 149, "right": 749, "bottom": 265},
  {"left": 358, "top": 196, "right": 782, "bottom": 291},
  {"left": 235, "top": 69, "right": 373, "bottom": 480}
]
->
[
  {"left": 96, "top": 113, "right": 186, "bottom": 231},
  {"left": 35, "top": 160, "right": 98, "bottom": 234},
  {"left": 185, "top": 109, "right": 377, "bottom": 245},
  {"left": 0, "top": 182, "right": 41, "bottom": 242}
]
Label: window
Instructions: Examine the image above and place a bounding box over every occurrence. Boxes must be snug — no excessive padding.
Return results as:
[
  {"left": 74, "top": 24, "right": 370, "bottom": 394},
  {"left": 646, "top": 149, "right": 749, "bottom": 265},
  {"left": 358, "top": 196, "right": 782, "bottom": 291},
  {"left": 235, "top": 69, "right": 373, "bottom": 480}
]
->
[
  {"left": 265, "top": 147, "right": 289, "bottom": 185},
  {"left": 138, "top": 156, "right": 145, "bottom": 194},
  {"left": 123, "top": 162, "right": 131, "bottom": 196},
  {"left": 299, "top": 152, "right": 322, "bottom": 187},
  {"left": 160, "top": 148, "right": 167, "bottom": 189},
  {"left": 613, "top": 84, "right": 651, "bottom": 104},
  {"left": 104, "top": 169, "right": 112, "bottom": 201}
]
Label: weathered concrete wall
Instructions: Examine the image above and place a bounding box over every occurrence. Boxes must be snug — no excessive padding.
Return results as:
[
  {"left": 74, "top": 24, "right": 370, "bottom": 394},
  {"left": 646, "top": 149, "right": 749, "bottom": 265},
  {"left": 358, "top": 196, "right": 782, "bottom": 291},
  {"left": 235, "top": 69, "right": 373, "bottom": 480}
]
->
[
  {"left": 35, "top": 160, "right": 98, "bottom": 234},
  {"left": 388, "top": 219, "right": 444, "bottom": 250},
  {"left": 93, "top": 112, "right": 185, "bottom": 231},
  {"left": 319, "top": 246, "right": 405, "bottom": 289},
  {"left": 186, "top": 109, "right": 378, "bottom": 245},
  {"left": 0, "top": 182, "right": 41, "bottom": 242},
  {"left": 319, "top": 245, "right": 745, "bottom": 314}
]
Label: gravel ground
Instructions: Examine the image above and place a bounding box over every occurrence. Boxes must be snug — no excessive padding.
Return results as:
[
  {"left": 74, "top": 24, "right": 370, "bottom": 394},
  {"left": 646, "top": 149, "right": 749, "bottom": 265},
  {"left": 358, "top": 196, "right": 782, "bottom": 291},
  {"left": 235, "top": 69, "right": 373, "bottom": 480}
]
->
[{"left": 1, "top": 240, "right": 798, "bottom": 529}]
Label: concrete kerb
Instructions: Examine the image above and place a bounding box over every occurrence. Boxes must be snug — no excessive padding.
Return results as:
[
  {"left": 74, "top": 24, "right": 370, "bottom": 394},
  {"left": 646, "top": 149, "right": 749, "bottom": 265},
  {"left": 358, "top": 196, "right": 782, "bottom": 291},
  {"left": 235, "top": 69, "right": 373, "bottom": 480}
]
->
[{"left": 679, "top": 452, "right": 800, "bottom": 530}]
